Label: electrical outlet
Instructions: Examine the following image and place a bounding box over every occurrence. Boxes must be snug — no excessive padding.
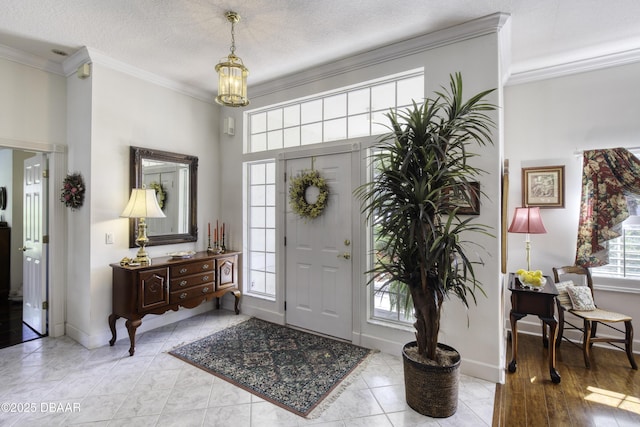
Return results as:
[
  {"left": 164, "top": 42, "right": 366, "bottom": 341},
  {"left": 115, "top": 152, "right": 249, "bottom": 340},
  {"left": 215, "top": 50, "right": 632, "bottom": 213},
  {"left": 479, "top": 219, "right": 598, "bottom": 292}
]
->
[{"left": 105, "top": 233, "right": 114, "bottom": 245}]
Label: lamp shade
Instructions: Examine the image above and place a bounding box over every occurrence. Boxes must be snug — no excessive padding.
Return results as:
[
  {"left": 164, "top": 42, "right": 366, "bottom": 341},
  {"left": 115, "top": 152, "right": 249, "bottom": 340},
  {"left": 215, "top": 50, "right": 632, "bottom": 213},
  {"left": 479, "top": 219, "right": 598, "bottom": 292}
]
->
[
  {"left": 508, "top": 207, "right": 546, "bottom": 234},
  {"left": 120, "top": 189, "right": 166, "bottom": 219}
]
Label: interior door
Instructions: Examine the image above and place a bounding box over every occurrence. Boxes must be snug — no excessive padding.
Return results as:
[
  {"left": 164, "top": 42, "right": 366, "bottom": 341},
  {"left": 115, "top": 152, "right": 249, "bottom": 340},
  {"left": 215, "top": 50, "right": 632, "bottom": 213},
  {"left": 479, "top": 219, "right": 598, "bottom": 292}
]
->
[
  {"left": 285, "top": 152, "right": 352, "bottom": 340},
  {"left": 22, "top": 154, "right": 47, "bottom": 335}
]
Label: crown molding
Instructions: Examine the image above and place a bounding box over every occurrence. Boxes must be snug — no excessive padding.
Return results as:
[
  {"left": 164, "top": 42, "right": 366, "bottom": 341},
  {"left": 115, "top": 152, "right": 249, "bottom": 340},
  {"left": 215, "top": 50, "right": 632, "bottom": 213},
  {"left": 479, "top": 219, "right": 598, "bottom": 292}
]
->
[
  {"left": 0, "top": 43, "right": 63, "bottom": 75},
  {"left": 507, "top": 46, "right": 640, "bottom": 86},
  {"left": 61, "top": 46, "right": 91, "bottom": 76},
  {"left": 251, "top": 13, "right": 511, "bottom": 99},
  {"left": 74, "top": 47, "right": 214, "bottom": 103}
]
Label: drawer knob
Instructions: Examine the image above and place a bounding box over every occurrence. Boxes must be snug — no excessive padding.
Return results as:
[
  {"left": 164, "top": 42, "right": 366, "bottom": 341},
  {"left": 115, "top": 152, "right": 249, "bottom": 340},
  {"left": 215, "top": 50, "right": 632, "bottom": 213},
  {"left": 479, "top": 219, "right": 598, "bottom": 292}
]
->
[
  {"left": 202, "top": 275, "right": 209, "bottom": 281},
  {"left": 180, "top": 268, "right": 188, "bottom": 274},
  {"left": 179, "top": 280, "right": 187, "bottom": 287},
  {"left": 179, "top": 292, "right": 187, "bottom": 299},
  {"left": 202, "top": 287, "right": 209, "bottom": 293},
  {"left": 202, "top": 264, "right": 210, "bottom": 269}
]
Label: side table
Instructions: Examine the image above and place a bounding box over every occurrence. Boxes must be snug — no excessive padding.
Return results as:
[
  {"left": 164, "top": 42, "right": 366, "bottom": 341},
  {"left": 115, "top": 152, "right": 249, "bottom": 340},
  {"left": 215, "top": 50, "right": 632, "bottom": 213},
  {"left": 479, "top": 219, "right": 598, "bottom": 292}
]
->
[{"left": 507, "top": 272, "right": 561, "bottom": 384}]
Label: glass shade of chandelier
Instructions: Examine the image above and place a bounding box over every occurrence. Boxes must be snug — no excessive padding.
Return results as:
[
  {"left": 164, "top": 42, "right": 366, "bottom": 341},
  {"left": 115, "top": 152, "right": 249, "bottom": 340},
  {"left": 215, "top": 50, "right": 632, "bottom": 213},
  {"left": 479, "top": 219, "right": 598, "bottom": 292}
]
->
[{"left": 215, "top": 11, "right": 249, "bottom": 107}]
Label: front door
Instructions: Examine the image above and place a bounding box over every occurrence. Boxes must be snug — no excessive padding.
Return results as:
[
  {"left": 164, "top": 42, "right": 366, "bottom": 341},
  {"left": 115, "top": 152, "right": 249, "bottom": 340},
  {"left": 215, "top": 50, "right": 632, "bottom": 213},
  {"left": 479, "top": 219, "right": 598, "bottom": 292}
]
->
[
  {"left": 22, "top": 154, "right": 47, "bottom": 335},
  {"left": 285, "top": 152, "right": 352, "bottom": 340}
]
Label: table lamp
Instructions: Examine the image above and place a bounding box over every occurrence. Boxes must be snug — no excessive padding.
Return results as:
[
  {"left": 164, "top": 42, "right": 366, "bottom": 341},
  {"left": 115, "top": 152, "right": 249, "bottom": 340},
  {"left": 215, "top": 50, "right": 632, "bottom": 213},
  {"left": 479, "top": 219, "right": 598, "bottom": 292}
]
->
[
  {"left": 508, "top": 207, "right": 547, "bottom": 271},
  {"left": 121, "top": 188, "right": 166, "bottom": 264}
]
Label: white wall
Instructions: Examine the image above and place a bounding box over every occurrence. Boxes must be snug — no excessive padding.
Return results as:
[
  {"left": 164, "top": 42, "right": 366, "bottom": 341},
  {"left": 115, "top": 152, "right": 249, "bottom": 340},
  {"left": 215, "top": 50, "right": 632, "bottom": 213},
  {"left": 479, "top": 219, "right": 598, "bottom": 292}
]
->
[
  {"left": 0, "top": 57, "right": 66, "bottom": 309},
  {"left": 504, "top": 61, "right": 640, "bottom": 351},
  {"left": 221, "top": 15, "right": 509, "bottom": 383},
  {"left": 63, "top": 57, "right": 223, "bottom": 348}
]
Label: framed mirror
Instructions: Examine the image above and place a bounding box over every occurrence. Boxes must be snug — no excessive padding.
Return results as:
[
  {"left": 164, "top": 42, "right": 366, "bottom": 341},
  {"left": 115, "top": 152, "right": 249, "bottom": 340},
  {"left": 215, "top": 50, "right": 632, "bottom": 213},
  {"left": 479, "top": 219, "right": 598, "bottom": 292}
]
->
[{"left": 129, "top": 146, "right": 198, "bottom": 247}]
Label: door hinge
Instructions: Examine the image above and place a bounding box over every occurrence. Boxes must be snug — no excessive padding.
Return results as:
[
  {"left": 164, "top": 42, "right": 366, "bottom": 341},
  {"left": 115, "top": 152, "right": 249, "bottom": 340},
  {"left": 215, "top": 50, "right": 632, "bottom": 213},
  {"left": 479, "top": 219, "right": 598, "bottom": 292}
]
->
[
  {"left": 43, "top": 235, "right": 49, "bottom": 244},
  {"left": 42, "top": 301, "right": 48, "bottom": 310},
  {"left": 42, "top": 169, "right": 49, "bottom": 179},
  {"left": 284, "top": 301, "right": 286, "bottom": 311},
  {"left": 284, "top": 236, "right": 286, "bottom": 246},
  {"left": 284, "top": 172, "right": 287, "bottom": 182}
]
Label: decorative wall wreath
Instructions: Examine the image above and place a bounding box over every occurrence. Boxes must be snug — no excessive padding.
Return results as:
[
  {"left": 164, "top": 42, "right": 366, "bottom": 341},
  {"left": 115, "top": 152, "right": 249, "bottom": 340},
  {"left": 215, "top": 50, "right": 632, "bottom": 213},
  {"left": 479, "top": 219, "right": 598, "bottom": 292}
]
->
[
  {"left": 289, "top": 169, "right": 328, "bottom": 219},
  {"left": 148, "top": 181, "right": 166, "bottom": 209},
  {"left": 60, "top": 172, "right": 86, "bottom": 210}
]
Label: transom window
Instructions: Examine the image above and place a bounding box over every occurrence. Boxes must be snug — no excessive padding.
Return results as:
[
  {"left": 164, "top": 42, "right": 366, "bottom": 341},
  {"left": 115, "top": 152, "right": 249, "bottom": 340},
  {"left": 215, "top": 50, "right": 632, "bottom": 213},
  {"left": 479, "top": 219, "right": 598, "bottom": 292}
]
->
[{"left": 246, "top": 70, "right": 424, "bottom": 153}]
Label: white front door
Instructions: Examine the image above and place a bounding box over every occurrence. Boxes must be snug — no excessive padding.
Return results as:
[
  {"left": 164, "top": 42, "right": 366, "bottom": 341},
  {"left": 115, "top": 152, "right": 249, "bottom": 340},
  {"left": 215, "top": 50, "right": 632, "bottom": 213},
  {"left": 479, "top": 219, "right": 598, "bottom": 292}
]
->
[
  {"left": 285, "top": 152, "right": 352, "bottom": 340},
  {"left": 22, "top": 154, "right": 47, "bottom": 335}
]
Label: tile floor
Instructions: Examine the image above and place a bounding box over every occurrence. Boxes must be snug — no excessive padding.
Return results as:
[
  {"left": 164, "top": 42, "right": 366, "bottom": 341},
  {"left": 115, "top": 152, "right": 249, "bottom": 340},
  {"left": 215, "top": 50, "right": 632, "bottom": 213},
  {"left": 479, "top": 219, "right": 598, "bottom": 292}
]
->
[{"left": 0, "top": 310, "right": 495, "bottom": 426}]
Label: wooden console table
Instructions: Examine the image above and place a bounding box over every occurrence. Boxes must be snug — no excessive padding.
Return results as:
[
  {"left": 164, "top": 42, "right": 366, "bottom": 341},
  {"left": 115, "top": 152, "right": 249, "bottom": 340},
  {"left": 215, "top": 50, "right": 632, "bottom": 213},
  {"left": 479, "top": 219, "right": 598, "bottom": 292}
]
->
[
  {"left": 508, "top": 272, "right": 561, "bottom": 384},
  {"left": 109, "top": 251, "right": 241, "bottom": 356}
]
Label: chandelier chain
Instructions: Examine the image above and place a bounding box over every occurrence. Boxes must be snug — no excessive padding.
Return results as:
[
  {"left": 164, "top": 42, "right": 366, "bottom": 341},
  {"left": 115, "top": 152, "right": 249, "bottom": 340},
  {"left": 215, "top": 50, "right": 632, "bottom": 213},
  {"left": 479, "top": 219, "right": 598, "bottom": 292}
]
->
[{"left": 230, "top": 20, "right": 236, "bottom": 55}]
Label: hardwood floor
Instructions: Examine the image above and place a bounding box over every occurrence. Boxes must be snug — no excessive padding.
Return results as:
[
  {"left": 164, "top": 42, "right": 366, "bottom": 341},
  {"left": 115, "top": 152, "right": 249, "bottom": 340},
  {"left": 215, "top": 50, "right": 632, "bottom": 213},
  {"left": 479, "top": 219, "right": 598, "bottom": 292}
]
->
[
  {"left": 0, "top": 299, "right": 42, "bottom": 350},
  {"left": 493, "top": 332, "right": 640, "bottom": 426}
]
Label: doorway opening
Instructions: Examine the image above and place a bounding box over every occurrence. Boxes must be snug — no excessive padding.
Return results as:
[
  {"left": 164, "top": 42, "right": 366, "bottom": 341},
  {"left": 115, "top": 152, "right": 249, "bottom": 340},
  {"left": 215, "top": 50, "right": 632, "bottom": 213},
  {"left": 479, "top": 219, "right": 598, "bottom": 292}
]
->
[{"left": 0, "top": 147, "right": 47, "bottom": 349}]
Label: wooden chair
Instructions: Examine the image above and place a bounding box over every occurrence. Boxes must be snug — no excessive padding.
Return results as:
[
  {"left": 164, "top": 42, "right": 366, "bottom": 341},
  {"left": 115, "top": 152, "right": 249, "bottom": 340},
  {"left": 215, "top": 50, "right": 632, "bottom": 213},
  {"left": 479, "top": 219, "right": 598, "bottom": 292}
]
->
[{"left": 552, "top": 265, "right": 637, "bottom": 370}]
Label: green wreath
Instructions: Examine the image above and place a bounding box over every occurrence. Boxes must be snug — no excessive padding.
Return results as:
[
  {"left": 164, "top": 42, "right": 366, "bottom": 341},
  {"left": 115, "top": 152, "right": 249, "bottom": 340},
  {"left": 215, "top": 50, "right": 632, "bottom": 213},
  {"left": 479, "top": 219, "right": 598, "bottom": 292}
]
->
[
  {"left": 289, "top": 170, "right": 328, "bottom": 219},
  {"left": 148, "top": 182, "right": 166, "bottom": 209}
]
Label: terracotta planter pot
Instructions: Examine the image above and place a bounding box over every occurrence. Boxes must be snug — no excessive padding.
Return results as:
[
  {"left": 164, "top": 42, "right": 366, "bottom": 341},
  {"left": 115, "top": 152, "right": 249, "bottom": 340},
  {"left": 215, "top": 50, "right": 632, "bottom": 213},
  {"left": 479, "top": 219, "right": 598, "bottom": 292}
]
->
[{"left": 402, "top": 341, "right": 461, "bottom": 418}]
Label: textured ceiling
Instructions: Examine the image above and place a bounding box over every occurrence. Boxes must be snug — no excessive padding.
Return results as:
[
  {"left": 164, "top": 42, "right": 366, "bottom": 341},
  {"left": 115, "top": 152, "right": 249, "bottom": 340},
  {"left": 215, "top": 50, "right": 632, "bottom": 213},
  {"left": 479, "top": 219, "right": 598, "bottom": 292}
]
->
[{"left": 2, "top": 0, "right": 640, "bottom": 99}]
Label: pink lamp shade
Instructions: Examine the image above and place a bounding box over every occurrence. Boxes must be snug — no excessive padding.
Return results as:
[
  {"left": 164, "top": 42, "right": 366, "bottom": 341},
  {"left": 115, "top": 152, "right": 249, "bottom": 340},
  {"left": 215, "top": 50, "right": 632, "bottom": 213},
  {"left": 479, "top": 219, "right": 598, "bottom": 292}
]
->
[{"left": 508, "top": 207, "right": 547, "bottom": 234}]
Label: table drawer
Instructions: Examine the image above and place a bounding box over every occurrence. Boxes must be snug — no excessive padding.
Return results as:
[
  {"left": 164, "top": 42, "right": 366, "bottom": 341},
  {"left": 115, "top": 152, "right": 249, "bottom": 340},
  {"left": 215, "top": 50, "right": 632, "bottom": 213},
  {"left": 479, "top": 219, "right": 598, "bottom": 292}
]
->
[
  {"left": 170, "top": 271, "right": 214, "bottom": 291},
  {"left": 170, "top": 260, "right": 213, "bottom": 278},
  {"left": 170, "top": 283, "right": 214, "bottom": 304}
]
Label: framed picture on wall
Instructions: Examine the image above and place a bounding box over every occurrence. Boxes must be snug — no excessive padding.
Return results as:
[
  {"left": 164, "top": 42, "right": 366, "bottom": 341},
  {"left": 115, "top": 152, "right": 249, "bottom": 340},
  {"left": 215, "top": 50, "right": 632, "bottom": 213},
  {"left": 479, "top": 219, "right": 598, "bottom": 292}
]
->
[
  {"left": 522, "top": 165, "right": 565, "bottom": 208},
  {"left": 446, "top": 181, "right": 480, "bottom": 215}
]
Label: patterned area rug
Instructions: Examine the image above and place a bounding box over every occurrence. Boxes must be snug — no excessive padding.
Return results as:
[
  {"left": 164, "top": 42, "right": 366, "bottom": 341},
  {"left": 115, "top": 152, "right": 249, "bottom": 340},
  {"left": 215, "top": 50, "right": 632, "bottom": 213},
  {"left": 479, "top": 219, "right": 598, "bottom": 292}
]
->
[{"left": 169, "top": 317, "right": 373, "bottom": 417}]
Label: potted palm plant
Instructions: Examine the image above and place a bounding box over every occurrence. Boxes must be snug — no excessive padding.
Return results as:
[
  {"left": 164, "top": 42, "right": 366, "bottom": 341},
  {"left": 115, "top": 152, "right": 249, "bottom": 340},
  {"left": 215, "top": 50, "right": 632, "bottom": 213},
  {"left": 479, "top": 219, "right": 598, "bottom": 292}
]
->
[{"left": 356, "top": 73, "right": 496, "bottom": 418}]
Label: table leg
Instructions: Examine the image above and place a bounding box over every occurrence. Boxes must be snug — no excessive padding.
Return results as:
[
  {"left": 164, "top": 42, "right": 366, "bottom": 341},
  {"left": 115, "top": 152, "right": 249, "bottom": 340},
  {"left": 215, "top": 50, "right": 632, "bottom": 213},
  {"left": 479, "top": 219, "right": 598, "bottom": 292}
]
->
[
  {"left": 508, "top": 311, "right": 526, "bottom": 373},
  {"left": 108, "top": 313, "right": 119, "bottom": 346},
  {"left": 233, "top": 290, "right": 241, "bottom": 314},
  {"left": 545, "top": 317, "right": 561, "bottom": 383},
  {"left": 125, "top": 319, "right": 142, "bottom": 356}
]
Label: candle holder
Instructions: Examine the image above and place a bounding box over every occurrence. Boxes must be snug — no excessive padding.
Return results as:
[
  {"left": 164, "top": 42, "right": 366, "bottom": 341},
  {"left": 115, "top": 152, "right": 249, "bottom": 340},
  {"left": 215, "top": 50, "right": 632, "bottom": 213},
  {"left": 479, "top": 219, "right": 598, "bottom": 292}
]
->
[
  {"left": 207, "top": 236, "right": 214, "bottom": 253},
  {"left": 221, "top": 234, "right": 226, "bottom": 253}
]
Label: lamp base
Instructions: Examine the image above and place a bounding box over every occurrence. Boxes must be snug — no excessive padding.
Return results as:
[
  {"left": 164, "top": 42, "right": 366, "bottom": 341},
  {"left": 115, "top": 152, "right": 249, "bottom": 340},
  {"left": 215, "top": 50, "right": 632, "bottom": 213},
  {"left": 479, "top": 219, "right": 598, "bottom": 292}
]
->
[
  {"left": 134, "top": 246, "right": 151, "bottom": 265},
  {"left": 134, "top": 218, "right": 151, "bottom": 265}
]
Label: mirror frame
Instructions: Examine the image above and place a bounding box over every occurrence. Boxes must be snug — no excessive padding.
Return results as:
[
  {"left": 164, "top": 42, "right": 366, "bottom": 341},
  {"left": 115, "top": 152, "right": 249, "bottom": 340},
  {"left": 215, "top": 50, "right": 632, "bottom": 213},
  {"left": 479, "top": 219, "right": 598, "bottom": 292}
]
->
[{"left": 129, "top": 146, "right": 198, "bottom": 247}]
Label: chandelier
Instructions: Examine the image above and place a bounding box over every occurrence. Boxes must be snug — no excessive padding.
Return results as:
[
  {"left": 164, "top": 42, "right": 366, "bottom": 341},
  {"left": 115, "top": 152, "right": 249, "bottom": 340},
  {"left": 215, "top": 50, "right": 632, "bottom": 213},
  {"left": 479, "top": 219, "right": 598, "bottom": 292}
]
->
[{"left": 215, "top": 11, "right": 249, "bottom": 107}]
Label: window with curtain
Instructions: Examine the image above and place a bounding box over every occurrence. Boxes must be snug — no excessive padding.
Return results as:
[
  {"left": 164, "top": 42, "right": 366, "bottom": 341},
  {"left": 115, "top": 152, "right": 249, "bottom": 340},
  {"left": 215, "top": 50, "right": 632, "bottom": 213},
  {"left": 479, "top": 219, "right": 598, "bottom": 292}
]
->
[
  {"left": 590, "top": 149, "right": 640, "bottom": 279},
  {"left": 576, "top": 148, "right": 640, "bottom": 275}
]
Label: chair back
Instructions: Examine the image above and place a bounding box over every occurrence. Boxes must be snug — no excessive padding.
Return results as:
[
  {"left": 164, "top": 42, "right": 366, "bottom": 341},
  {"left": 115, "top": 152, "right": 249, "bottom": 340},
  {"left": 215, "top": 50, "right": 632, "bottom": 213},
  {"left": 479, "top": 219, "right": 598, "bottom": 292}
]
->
[{"left": 552, "top": 265, "right": 594, "bottom": 297}]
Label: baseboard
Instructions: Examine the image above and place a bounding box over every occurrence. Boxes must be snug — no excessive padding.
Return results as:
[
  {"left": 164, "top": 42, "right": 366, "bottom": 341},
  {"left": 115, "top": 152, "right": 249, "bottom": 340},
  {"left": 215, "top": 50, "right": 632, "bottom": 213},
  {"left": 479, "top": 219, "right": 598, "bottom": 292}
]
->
[
  {"left": 66, "top": 304, "right": 215, "bottom": 350},
  {"left": 65, "top": 323, "right": 90, "bottom": 348},
  {"left": 358, "top": 332, "right": 503, "bottom": 384},
  {"left": 239, "top": 305, "right": 285, "bottom": 325}
]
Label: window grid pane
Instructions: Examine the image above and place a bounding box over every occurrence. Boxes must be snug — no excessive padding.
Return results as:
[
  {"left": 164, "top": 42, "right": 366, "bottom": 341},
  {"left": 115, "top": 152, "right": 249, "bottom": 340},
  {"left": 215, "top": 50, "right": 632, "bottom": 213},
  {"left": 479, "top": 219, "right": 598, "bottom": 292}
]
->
[
  {"left": 246, "top": 160, "right": 277, "bottom": 298},
  {"left": 369, "top": 152, "right": 412, "bottom": 325},
  {"left": 247, "top": 72, "right": 424, "bottom": 154}
]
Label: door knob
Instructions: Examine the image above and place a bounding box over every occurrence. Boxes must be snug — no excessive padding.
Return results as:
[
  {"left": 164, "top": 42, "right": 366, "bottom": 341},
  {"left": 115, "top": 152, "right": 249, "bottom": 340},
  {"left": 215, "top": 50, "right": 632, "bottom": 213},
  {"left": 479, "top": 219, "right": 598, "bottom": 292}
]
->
[
  {"left": 18, "top": 246, "right": 31, "bottom": 252},
  {"left": 337, "top": 252, "right": 351, "bottom": 260}
]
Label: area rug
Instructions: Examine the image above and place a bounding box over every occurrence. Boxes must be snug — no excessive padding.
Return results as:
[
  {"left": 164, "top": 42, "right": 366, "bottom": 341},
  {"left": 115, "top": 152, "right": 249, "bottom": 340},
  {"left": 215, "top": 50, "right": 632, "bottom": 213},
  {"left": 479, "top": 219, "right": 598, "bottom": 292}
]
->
[{"left": 169, "top": 317, "right": 373, "bottom": 417}]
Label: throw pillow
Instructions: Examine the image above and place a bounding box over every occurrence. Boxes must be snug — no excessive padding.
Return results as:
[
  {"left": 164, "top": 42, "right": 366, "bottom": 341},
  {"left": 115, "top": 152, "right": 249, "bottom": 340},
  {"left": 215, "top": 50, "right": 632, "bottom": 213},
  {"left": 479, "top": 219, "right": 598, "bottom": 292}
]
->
[
  {"left": 567, "top": 286, "right": 596, "bottom": 311},
  {"left": 554, "top": 281, "right": 574, "bottom": 309}
]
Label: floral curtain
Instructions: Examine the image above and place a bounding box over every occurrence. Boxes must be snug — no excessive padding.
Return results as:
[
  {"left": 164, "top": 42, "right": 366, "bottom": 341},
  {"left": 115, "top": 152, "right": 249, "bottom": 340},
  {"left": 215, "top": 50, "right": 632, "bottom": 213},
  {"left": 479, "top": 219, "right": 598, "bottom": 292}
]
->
[{"left": 575, "top": 148, "right": 640, "bottom": 267}]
